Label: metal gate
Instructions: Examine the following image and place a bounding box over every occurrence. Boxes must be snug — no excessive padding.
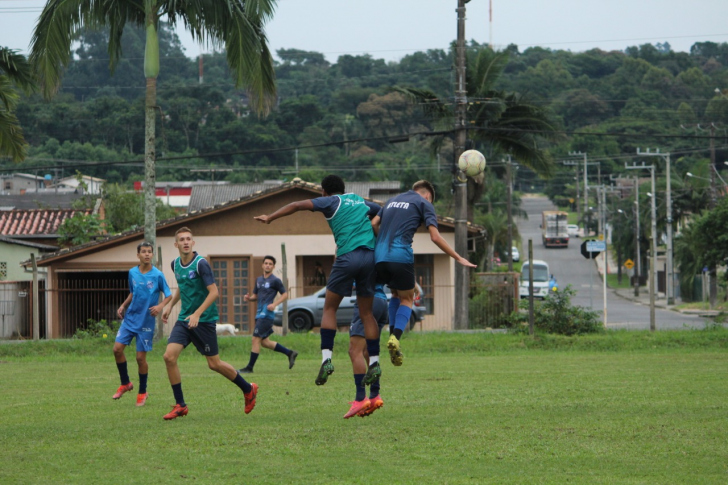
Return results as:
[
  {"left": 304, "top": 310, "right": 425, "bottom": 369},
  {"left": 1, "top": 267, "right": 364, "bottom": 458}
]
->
[
  {"left": 0, "top": 281, "right": 46, "bottom": 340},
  {"left": 469, "top": 272, "right": 519, "bottom": 329}
]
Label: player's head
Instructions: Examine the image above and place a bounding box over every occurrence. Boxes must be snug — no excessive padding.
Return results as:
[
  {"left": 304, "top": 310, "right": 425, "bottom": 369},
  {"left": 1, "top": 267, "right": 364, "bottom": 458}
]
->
[
  {"left": 321, "top": 175, "right": 345, "bottom": 196},
  {"left": 136, "top": 241, "right": 154, "bottom": 264},
  {"left": 262, "top": 255, "right": 276, "bottom": 274},
  {"left": 413, "top": 180, "right": 436, "bottom": 202},
  {"left": 174, "top": 227, "right": 195, "bottom": 255}
]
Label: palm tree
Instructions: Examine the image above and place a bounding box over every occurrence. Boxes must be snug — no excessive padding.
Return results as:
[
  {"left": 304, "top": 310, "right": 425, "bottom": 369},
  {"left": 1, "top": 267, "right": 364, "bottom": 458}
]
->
[
  {"left": 0, "top": 48, "right": 35, "bottom": 162},
  {"left": 29, "top": 0, "right": 278, "bottom": 253}
]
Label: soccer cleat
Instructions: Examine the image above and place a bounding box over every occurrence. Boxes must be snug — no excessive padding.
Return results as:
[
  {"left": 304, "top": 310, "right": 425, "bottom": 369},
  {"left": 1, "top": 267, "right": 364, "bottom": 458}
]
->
[
  {"left": 136, "top": 393, "right": 148, "bottom": 407},
  {"left": 344, "top": 398, "right": 371, "bottom": 419},
  {"left": 112, "top": 382, "right": 133, "bottom": 399},
  {"left": 288, "top": 350, "right": 299, "bottom": 370},
  {"left": 315, "top": 358, "right": 334, "bottom": 386},
  {"left": 387, "top": 334, "right": 404, "bottom": 366},
  {"left": 163, "top": 404, "right": 188, "bottom": 420},
  {"left": 359, "top": 394, "right": 384, "bottom": 417},
  {"left": 244, "top": 383, "right": 258, "bottom": 414},
  {"left": 238, "top": 367, "right": 253, "bottom": 374},
  {"left": 362, "top": 361, "right": 382, "bottom": 386}
]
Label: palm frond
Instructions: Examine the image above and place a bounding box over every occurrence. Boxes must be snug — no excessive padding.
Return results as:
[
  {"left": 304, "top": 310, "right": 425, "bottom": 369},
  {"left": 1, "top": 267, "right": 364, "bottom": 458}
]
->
[
  {"left": 391, "top": 86, "right": 452, "bottom": 121},
  {"left": 0, "top": 48, "right": 36, "bottom": 94},
  {"left": 468, "top": 49, "right": 509, "bottom": 96},
  {"left": 0, "top": 104, "right": 28, "bottom": 162}
]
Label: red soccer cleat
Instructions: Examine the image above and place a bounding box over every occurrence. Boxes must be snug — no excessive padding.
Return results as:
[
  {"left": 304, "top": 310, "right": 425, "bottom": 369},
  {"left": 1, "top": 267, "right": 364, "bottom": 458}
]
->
[
  {"left": 344, "top": 398, "right": 371, "bottom": 419},
  {"left": 359, "top": 394, "right": 384, "bottom": 417},
  {"left": 163, "top": 404, "right": 188, "bottom": 420},
  {"left": 136, "top": 393, "right": 148, "bottom": 407},
  {"left": 112, "top": 382, "right": 133, "bottom": 399},
  {"left": 244, "top": 383, "right": 258, "bottom": 414}
]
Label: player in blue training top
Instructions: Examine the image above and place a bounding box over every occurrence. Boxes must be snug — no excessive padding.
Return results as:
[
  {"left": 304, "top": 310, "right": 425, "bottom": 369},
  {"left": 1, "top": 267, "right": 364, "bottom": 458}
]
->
[
  {"left": 160, "top": 227, "right": 258, "bottom": 420},
  {"left": 372, "top": 180, "right": 476, "bottom": 366},
  {"left": 238, "top": 255, "right": 298, "bottom": 373},
  {"left": 253, "top": 175, "right": 383, "bottom": 413},
  {"left": 345, "top": 283, "right": 389, "bottom": 418},
  {"left": 113, "top": 241, "right": 172, "bottom": 406}
]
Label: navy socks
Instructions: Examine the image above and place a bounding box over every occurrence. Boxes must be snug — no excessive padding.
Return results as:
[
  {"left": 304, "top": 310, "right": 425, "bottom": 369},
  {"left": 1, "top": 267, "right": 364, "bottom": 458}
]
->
[
  {"left": 274, "top": 343, "right": 292, "bottom": 356},
  {"left": 172, "top": 383, "right": 185, "bottom": 406},
  {"left": 247, "top": 352, "right": 260, "bottom": 370},
  {"left": 139, "top": 373, "right": 148, "bottom": 394},
  {"left": 117, "top": 361, "right": 130, "bottom": 386},
  {"left": 354, "top": 374, "right": 366, "bottom": 401},
  {"left": 233, "top": 373, "right": 253, "bottom": 394}
]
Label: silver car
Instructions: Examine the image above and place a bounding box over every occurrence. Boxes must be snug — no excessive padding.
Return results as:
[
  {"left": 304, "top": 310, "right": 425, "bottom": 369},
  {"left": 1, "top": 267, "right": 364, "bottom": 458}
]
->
[{"left": 274, "top": 285, "right": 426, "bottom": 332}]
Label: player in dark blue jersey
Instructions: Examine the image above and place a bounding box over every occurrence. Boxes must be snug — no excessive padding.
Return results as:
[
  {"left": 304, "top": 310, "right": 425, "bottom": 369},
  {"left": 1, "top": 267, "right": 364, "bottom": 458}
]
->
[
  {"left": 372, "top": 180, "right": 476, "bottom": 366},
  {"left": 238, "top": 256, "right": 298, "bottom": 373},
  {"left": 113, "top": 242, "right": 172, "bottom": 406}
]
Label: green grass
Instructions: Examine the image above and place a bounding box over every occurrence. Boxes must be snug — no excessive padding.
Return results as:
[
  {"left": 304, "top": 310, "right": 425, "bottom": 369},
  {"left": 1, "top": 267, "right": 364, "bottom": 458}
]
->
[
  {"left": 606, "top": 273, "right": 637, "bottom": 289},
  {"left": 2, "top": 331, "right": 727, "bottom": 484}
]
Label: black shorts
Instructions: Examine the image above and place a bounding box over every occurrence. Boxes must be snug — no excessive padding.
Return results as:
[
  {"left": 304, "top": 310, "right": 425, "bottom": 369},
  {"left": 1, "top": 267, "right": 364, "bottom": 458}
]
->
[
  {"left": 375, "top": 261, "right": 415, "bottom": 291},
  {"left": 253, "top": 318, "right": 275, "bottom": 339},
  {"left": 168, "top": 320, "right": 219, "bottom": 356},
  {"left": 327, "top": 247, "right": 376, "bottom": 297}
]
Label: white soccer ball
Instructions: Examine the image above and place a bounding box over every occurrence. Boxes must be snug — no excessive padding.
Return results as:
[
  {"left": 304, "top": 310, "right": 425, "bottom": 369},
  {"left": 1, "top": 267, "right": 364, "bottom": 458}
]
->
[{"left": 458, "top": 149, "right": 486, "bottom": 177}]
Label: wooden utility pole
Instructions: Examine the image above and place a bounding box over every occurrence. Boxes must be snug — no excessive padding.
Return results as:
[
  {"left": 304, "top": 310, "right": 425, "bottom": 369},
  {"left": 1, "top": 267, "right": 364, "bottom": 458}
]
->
[
  {"left": 453, "top": 0, "right": 470, "bottom": 330},
  {"left": 31, "top": 253, "right": 39, "bottom": 340},
  {"left": 709, "top": 125, "right": 717, "bottom": 307},
  {"left": 506, "top": 155, "right": 514, "bottom": 272},
  {"left": 528, "top": 239, "right": 534, "bottom": 335},
  {"left": 281, "top": 243, "right": 288, "bottom": 336}
]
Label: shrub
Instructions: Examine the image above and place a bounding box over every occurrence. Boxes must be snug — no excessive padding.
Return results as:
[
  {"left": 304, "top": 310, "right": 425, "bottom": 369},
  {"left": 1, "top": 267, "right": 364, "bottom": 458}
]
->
[
  {"left": 73, "top": 319, "right": 120, "bottom": 339},
  {"left": 507, "top": 285, "right": 603, "bottom": 335}
]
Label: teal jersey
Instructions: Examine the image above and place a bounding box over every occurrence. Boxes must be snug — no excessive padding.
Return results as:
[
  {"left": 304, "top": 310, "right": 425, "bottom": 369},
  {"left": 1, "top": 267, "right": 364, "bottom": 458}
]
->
[
  {"left": 172, "top": 253, "right": 218, "bottom": 323},
  {"left": 311, "top": 194, "right": 377, "bottom": 257}
]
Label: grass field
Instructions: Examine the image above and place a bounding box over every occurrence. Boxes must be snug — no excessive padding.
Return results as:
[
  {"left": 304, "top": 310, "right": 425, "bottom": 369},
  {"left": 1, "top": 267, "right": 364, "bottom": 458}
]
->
[{"left": 1, "top": 330, "right": 727, "bottom": 484}]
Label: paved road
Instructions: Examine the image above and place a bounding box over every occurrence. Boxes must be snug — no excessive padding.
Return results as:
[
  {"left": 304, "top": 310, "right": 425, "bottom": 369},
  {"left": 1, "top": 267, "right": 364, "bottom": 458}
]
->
[{"left": 515, "top": 196, "right": 709, "bottom": 330}]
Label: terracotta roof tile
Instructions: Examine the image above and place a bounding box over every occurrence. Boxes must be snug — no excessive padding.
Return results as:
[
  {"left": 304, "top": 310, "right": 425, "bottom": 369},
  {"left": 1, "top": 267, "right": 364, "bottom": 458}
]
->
[{"left": 0, "top": 209, "right": 90, "bottom": 236}]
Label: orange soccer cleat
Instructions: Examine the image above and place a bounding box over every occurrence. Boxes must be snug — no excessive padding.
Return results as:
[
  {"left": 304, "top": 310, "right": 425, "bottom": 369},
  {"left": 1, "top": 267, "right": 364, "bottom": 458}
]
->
[
  {"left": 112, "top": 382, "right": 133, "bottom": 399},
  {"left": 163, "top": 404, "right": 189, "bottom": 420},
  {"left": 244, "top": 383, "right": 258, "bottom": 414},
  {"left": 344, "top": 398, "right": 371, "bottom": 419}
]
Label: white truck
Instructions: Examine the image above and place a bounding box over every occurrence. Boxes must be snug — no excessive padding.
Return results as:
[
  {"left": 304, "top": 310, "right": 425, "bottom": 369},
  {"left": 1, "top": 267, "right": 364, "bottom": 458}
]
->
[{"left": 519, "top": 260, "right": 551, "bottom": 299}]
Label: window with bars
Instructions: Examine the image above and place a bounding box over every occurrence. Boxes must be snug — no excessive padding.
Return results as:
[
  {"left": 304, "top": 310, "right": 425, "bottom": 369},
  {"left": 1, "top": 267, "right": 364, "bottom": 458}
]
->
[{"left": 0, "top": 262, "right": 6, "bottom": 280}]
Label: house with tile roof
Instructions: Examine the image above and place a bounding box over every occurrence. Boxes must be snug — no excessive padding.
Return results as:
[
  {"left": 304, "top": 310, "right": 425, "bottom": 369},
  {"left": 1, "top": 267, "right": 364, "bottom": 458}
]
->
[{"left": 21, "top": 178, "right": 483, "bottom": 339}]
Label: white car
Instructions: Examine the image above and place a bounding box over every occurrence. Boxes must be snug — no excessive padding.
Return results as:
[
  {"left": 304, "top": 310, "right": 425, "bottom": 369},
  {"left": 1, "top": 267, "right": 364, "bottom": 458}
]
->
[
  {"left": 519, "top": 260, "right": 550, "bottom": 299},
  {"left": 510, "top": 246, "right": 520, "bottom": 262},
  {"left": 567, "top": 224, "right": 580, "bottom": 238}
]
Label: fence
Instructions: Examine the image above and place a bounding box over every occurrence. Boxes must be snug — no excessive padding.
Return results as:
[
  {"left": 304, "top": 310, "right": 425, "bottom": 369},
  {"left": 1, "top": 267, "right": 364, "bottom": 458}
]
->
[{"left": 0, "top": 280, "right": 46, "bottom": 340}]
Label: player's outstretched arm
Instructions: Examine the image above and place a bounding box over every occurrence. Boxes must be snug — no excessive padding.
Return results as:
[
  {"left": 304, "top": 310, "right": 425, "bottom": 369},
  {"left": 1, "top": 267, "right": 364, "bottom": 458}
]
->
[
  {"left": 428, "top": 226, "right": 477, "bottom": 268},
  {"left": 255, "top": 200, "right": 315, "bottom": 224}
]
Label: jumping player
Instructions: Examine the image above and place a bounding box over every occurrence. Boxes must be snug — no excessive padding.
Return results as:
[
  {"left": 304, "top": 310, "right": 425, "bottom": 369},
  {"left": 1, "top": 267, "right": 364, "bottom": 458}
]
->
[
  {"left": 371, "top": 180, "right": 476, "bottom": 366},
  {"left": 160, "top": 227, "right": 258, "bottom": 420},
  {"left": 253, "top": 175, "right": 383, "bottom": 390},
  {"left": 113, "top": 242, "right": 172, "bottom": 406},
  {"left": 345, "top": 283, "right": 389, "bottom": 418},
  {"left": 238, "top": 255, "right": 298, "bottom": 373}
]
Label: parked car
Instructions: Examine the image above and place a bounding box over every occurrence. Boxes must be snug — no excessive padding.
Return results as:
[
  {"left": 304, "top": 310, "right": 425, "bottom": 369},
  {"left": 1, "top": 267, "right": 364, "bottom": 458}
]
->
[
  {"left": 567, "top": 224, "right": 580, "bottom": 238},
  {"left": 510, "top": 246, "right": 520, "bottom": 262},
  {"left": 274, "top": 284, "right": 426, "bottom": 332}
]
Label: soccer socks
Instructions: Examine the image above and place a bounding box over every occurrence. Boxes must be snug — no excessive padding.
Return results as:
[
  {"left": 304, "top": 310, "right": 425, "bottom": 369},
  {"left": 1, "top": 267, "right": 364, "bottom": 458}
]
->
[
  {"left": 247, "top": 352, "right": 260, "bottom": 370},
  {"left": 366, "top": 338, "right": 380, "bottom": 358},
  {"left": 139, "top": 373, "right": 148, "bottom": 394},
  {"left": 233, "top": 373, "right": 253, "bottom": 394},
  {"left": 370, "top": 378, "right": 381, "bottom": 399},
  {"left": 117, "top": 361, "right": 130, "bottom": 386},
  {"left": 172, "top": 383, "right": 185, "bottom": 406},
  {"left": 388, "top": 297, "right": 400, "bottom": 332},
  {"left": 354, "top": 374, "right": 366, "bottom": 401},
  {"left": 274, "top": 343, "right": 292, "bottom": 356},
  {"left": 321, "top": 328, "right": 336, "bottom": 362},
  {"left": 392, "top": 305, "right": 412, "bottom": 340}
]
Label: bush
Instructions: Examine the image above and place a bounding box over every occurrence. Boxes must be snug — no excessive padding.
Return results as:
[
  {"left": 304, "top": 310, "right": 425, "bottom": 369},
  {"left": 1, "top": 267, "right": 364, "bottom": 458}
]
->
[
  {"left": 469, "top": 285, "right": 516, "bottom": 329},
  {"left": 73, "top": 319, "right": 120, "bottom": 339},
  {"left": 507, "top": 285, "right": 603, "bottom": 335}
]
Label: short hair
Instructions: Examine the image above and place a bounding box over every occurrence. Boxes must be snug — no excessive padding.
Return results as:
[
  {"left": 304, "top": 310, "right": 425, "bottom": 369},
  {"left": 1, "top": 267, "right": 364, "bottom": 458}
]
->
[
  {"left": 263, "top": 255, "right": 276, "bottom": 265},
  {"left": 321, "top": 175, "right": 345, "bottom": 195},
  {"left": 412, "top": 180, "right": 436, "bottom": 201},
  {"left": 137, "top": 241, "right": 153, "bottom": 253},
  {"left": 175, "top": 227, "right": 193, "bottom": 240}
]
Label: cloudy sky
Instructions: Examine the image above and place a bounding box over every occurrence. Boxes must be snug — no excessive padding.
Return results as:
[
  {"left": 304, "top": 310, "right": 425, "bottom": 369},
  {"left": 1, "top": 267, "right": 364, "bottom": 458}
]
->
[{"left": 1, "top": 0, "right": 726, "bottom": 62}]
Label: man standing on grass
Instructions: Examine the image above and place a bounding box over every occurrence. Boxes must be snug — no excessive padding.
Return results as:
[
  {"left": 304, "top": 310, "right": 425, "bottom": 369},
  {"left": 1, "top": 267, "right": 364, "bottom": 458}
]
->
[
  {"left": 161, "top": 227, "right": 257, "bottom": 420},
  {"left": 253, "top": 175, "right": 382, "bottom": 415},
  {"left": 371, "top": 180, "right": 476, "bottom": 366},
  {"left": 113, "top": 242, "right": 172, "bottom": 406},
  {"left": 238, "top": 255, "right": 298, "bottom": 373}
]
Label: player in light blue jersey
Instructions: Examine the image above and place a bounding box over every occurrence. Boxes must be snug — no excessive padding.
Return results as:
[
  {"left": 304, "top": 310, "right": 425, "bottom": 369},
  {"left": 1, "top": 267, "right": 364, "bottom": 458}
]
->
[
  {"left": 372, "top": 180, "right": 476, "bottom": 367},
  {"left": 113, "top": 242, "right": 172, "bottom": 406}
]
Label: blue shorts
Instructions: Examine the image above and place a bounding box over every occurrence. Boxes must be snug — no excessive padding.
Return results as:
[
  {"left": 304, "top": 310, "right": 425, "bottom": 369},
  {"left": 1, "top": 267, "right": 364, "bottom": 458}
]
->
[
  {"left": 253, "top": 318, "right": 275, "bottom": 339},
  {"left": 168, "top": 320, "right": 219, "bottom": 356},
  {"left": 350, "top": 296, "right": 388, "bottom": 338},
  {"left": 376, "top": 261, "right": 415, "bottom": 291},
  {"left": 327, "top": 247, "right": 376, "bottom": 297},
  {"left": 115, "top": 320, "right": 154, "bottom": 352}
]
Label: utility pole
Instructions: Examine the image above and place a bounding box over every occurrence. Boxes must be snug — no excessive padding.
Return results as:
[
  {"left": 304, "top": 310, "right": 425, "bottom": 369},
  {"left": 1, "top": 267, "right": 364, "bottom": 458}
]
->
[
  {"left": 626, "top": 161, "right": 656, "bottom": 331},
  {"left": 453, "top": 0, "right": 470, "bottom": 330},
  {"left": 633, "top": 178, "right": 641, "bottom": 297},
  {"left": 569, "top": 151, "right": 589, "bottom": 230},
  {"left": 709, "top": 124, "right": 718, "bottom": 307},
  {"left": 506, "top": 155, "right": 514, "bottom": 272}
]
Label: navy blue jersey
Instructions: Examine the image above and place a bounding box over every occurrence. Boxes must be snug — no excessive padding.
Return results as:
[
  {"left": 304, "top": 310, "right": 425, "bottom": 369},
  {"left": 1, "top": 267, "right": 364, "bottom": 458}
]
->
[
  {"left": 253, "top": 274, "right": 286, "bottom": 320},
  {"left": 375, "top": 191, "right": 438, "bottom": 264}
]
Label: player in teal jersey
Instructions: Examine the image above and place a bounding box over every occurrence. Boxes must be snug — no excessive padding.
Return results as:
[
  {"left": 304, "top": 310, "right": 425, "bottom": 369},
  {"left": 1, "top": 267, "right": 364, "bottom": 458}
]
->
[
  {"left": 253, "top": 175, "right": 384, "bottom": 395},
  {"left": 161, "top": 227, "right": 258, "bottom": 420},
  {"left": 113, "top": 242, "right": 172, "bottom": 406}
]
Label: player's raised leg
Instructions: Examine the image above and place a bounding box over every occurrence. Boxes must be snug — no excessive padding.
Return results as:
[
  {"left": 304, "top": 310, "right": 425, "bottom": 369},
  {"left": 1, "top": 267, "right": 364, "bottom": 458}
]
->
[
  {"left": 112, "top": 341, "right": 133, "bottom": 399},
  {"left": 206, "top": 354, "right": 258, "bottom": 414},
  {"left": 345, "top": 335, "right": 370, "bottom": 418},
  {"left": 162, "top": 342, "right": 188, "bottom": 420},
  {"left": 387, "top": 287, "right": 414, "bottom": 366},
  {"left": 316, "top": 290, "right": 343, "bottom": 385},
  {"left": 135, "top": 350, "right": 149, "bottom": 406}
]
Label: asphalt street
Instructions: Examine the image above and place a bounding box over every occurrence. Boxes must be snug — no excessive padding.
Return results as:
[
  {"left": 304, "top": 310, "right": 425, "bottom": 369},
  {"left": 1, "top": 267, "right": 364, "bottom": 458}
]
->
[{"left": 516, "top": 196, "right": 710, "bottom": 330}]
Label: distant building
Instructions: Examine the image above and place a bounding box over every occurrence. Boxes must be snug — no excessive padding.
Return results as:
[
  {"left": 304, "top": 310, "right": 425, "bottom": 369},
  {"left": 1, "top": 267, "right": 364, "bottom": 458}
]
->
[
  {"left": 0, "top": 173, "right": 47, "bottom": 195},
  {"left": 53, "top": 175, "right": 106, "bottom": 195},
  {"left": 133, "top": 180, "right": 231, "bottom": 208}
]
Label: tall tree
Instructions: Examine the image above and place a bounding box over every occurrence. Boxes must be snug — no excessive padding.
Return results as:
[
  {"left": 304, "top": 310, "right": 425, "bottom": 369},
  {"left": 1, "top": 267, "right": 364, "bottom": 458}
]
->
[
  {"left": 0, "top": 48, "right": 35, "bottom": 162},
  {"left": 29, "top": 0, "right": 277, "bottom": 256}
]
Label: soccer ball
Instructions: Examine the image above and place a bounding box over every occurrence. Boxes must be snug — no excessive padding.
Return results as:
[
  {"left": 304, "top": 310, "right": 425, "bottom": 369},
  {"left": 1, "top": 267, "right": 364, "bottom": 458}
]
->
[{"left": 458, "top": 149, "right": 486, "bottom": 177}]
